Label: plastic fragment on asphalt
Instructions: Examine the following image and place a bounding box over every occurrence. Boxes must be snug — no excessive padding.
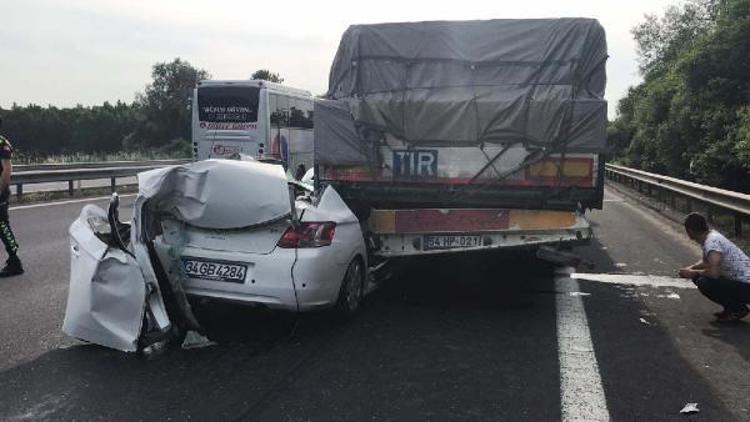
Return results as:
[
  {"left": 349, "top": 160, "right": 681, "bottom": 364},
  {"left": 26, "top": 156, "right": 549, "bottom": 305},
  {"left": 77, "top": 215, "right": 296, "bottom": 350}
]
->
[
  {"left": 680, "top": 403, "right": 699, "bottom": 414},
  {"left": 536, "top": 246, "right": 581, "bottom": 267},
  {"left": 181, "top": 331, "right": 217, "bottom": 350},
  {"left": 142, "top": 339, "right": 170, "bottom": 357},
  {"left": 569, "top": 292, "right": 591, "bottom": 297},
  {"left": 639, "top": 317, "right": 652, "bottom": 326}
]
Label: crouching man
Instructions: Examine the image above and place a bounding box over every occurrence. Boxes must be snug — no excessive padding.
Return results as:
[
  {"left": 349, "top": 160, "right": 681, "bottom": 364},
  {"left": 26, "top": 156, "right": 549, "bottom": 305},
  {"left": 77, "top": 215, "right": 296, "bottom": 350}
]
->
[{"left": 678, "top": 212, "right": 750, "bottom": 322}]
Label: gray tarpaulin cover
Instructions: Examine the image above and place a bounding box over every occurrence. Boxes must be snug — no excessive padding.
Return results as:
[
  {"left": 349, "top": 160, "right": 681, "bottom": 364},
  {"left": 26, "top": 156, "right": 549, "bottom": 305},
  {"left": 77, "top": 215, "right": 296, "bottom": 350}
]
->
[
  {"left": 137, "top": 159, "right": 290, "bottom": 229},
  {"left": 315, "top": 18, "right": 607, "bottom": 165}
]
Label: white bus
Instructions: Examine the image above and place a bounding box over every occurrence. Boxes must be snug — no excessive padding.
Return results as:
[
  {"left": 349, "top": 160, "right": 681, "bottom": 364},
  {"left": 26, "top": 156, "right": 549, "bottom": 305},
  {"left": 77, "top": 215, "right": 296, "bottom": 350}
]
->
[{"left": 192, "top": 80, "right": 315, "bottom": 172}]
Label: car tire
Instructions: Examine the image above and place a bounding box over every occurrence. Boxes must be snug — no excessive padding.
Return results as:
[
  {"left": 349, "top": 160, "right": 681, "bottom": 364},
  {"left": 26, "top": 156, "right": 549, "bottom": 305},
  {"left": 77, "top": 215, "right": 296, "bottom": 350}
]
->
[{"left": 335, "top": 257, "right": 365, "bottom": 316}]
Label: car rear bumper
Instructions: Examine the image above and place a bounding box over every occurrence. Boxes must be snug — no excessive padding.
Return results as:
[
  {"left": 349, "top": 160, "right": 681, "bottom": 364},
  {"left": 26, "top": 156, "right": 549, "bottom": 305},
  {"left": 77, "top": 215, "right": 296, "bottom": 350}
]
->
[
  {"left": 153, "top": 242, "right": 347, "bottom": 311},
  {"left": 368, "top": 210, "right": 592, "bottom": 257}
]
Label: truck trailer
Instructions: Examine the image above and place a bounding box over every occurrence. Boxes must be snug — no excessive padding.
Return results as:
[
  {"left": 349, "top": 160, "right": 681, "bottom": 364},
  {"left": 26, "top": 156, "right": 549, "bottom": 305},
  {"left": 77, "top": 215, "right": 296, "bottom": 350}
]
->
[{"left": 314, "top": 18, "right": 608, "bottom": 258}]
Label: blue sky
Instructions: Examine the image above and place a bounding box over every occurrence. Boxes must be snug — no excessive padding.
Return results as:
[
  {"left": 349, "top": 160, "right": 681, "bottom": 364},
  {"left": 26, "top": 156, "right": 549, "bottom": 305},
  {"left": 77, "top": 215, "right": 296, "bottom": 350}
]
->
[{"left": 0, "top": 0, "right": 681, "bottom": 118}]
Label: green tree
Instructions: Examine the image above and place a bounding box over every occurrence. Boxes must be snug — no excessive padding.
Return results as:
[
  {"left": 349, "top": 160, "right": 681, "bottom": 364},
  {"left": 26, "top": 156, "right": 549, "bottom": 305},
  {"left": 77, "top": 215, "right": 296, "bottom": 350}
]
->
[
  {"left": 631, "top": 0, "right": 718, "bottom": 76},
  {"left": 611, "top": 0, "right": 750, "bottom": 192},
  {"left": 130, "top": 58, "right": 211, "bottom": 149},
  {"left": 251, "top": 69, "right": 284, "bottom": 83}
]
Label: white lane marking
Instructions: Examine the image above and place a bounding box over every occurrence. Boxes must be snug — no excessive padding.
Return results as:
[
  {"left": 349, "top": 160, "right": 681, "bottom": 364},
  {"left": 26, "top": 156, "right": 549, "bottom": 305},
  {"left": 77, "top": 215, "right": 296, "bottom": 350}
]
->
[
  {"left": 8, "top": 393, "right": 68, "bottom": 421},
  {"left": 572, "top": 273, "right": 696, "bottom": 290},
  {"left": 9, "top": 194, "right": 137, "bottom": 211},
  {"left": 556, "top": 267, "right": 610, "bottom": 422}
]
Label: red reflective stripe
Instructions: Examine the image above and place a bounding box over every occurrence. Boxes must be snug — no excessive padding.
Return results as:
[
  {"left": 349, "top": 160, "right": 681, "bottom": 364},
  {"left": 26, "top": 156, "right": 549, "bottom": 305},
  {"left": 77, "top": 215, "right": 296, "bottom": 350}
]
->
[
  {"left": 393, "top": 209, "right": 510, "bottom": 233},
  {"left": 321, "top": 174, "right": 593, "bottom": 187},
  {"left": 321, "top": 157, "right": 595, "bottom": 188}
]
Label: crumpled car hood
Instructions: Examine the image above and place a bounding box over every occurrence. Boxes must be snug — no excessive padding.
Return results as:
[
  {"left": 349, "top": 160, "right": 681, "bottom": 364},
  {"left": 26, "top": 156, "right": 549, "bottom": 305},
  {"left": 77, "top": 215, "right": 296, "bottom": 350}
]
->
[{"left": 137, "top": 159, "right": 291, "bottom": 229}]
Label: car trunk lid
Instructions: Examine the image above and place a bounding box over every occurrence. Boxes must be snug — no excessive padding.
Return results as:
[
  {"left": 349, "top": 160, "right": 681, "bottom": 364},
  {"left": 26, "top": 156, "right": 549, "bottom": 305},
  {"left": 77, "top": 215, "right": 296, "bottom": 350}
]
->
[{"left": 159, "top": 217, "right": 289, "bottom": 255}]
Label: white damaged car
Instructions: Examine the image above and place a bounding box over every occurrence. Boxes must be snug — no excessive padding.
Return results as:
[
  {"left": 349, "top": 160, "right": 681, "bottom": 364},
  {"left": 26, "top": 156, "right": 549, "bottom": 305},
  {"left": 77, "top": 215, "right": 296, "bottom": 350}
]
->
[{"left": 62, "top": 159, "right": 368, "bottom": 352}]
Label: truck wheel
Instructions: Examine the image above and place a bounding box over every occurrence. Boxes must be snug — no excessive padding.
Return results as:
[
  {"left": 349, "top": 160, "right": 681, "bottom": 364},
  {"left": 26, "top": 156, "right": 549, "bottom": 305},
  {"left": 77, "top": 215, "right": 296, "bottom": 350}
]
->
[{"left": 336, "top": 258, "right": 365, "bottom": 316}]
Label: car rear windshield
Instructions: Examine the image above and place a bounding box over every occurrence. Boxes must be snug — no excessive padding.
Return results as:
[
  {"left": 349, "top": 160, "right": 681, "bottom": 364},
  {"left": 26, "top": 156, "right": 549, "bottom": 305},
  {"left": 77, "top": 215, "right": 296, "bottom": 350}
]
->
[{"left": 197, "top": 86, "right": 260, "bottom": 122}]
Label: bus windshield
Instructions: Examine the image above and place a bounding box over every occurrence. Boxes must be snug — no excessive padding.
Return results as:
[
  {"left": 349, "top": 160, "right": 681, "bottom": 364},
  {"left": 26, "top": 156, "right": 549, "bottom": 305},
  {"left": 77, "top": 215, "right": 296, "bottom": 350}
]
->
[{"left": 197, "top": 86, "right": 260, "bottom": 123}]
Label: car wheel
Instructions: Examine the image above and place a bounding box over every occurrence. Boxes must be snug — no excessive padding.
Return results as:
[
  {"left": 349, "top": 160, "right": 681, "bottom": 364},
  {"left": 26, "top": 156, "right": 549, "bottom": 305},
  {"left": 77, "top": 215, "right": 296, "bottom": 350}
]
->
[{"left": 336, "top": 257, "right": 365, "bottom": 316}]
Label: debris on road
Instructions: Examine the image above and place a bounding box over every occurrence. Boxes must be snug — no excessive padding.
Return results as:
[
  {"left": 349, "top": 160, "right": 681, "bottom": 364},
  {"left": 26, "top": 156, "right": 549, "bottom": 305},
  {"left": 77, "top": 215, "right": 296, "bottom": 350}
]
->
[
  {"left": 181, "top": 331, "right": 217, "bottom": 350},
  {"left": 656, "top": 292, "right": 681, "bottom": 300},
  {"left": 680, "top": 403, "right": 700, "bottom": 414},
  {"left": 537, "top": 246, "right": 581, "bottom": 267},
  {"left": 639, "top": 317, "right": 652, "bottom": 326},
  {"left": 141, "top": 339, "right": 169, "bottom": 357}
]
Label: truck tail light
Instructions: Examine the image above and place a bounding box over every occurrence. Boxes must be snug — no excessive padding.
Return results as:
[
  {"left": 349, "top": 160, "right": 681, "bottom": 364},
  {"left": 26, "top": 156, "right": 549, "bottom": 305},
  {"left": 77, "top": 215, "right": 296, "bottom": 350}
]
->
[{"left": 277, "top": 222, "right": 336, "bottom": 248}]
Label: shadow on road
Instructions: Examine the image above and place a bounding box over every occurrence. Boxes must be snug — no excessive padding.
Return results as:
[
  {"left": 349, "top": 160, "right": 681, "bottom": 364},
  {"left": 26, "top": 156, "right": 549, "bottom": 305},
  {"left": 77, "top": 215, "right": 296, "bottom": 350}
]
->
[
  {"left": 0, "top": 251, "right": 563, "bottom": 421},
  {"left": 702, "top": 322, "right": 750, "bottom": 365},
  {"left": 579, "top": 274, "right": 738, "bottom": 420},
  {"left": 575, "top": 238, "right": 620, "bottom": 274}
]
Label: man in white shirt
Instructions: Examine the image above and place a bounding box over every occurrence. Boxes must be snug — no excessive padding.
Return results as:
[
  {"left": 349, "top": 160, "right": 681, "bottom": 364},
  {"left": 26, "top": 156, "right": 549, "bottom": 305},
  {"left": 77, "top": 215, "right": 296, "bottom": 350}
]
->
[{"left": 678, "top": 213, "right": 750, "bottom": 322}]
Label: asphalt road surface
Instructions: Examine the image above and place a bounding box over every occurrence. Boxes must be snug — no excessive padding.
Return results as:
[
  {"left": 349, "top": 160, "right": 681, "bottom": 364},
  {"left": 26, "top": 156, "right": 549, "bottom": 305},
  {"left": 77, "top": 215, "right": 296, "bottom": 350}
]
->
[{"left": 1, "top": 185, "right": 749, "bottom": 421}]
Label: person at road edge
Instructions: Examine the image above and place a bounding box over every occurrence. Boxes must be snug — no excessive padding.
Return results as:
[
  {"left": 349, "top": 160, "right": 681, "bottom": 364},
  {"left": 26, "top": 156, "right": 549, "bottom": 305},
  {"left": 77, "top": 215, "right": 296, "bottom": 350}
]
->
[
  {"left": 0, "top": 117, "right": 23, "bottom": 276},
  {"left": 678, "top": 212, "right": 750, "bottom": 322}
]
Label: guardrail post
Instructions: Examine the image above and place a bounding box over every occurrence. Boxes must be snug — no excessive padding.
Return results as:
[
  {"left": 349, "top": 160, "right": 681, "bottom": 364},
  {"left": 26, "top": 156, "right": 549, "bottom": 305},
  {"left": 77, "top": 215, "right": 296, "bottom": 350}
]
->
[
  {"left": 15, "top": 184, "right": 22, "bottom": 199},
  {"left": 606, "top": 164, "right": 750, "bottom": 237},
  {"left": 68, "top": 180, "right": 74, "bottom": 196},
  {"left": 110, "top": 177, "right": 116, "bottom": 193},
  {"left": 735, "top": 213, "right": 743, "bottom": 238}
]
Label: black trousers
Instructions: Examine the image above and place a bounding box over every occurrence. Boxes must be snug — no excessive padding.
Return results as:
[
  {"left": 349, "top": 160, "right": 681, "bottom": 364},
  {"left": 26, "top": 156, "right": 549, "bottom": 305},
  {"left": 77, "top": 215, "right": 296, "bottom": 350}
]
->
[
  {"left": 693, "top": 275, "right": 750, "bottom": 312},
  {"left": 0, "top": 189, "right": 18, "bottom": 259}
]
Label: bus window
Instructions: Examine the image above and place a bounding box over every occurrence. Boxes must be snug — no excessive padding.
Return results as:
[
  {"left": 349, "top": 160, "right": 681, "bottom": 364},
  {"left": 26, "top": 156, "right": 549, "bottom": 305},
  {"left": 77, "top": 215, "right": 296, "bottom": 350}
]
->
[
  {"left": 289, "top": 98, "right": 314, "bottom": 129},
  {"left": 198, "top": 86, "right": 259, "bottom": 123},
  {"left": 270, "top": 94, "right": 290, "bottom": 128},
  {"left": 268, "top": 93, "right": 277, "bottom": 119}
]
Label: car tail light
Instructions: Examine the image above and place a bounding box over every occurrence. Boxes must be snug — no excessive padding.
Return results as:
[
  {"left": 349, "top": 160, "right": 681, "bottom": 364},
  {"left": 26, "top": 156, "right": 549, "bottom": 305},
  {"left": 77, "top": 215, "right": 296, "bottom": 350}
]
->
[{"left": 277, "top": 222, "right": 336, "bottom": 248}]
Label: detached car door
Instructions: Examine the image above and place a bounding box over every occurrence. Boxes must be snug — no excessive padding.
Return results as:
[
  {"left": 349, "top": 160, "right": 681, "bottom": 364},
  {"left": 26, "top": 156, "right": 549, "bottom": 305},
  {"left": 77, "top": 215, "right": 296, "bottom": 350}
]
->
[{"left": 62, "top": 204, "right": 149, "bottom": 352}]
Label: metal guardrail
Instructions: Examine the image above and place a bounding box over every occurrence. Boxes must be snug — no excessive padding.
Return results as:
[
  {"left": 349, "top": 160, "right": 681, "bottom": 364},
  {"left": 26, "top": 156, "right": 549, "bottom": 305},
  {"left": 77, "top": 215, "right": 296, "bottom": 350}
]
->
[
  {"left": 14, "top": 159, "right": 189, "bottom": 172},
  {"left": 605, "top": 163, "right": 750, "bottom": 236},
  {"left": 11, "top": 160, "right": 189, "bottom": 198}
]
